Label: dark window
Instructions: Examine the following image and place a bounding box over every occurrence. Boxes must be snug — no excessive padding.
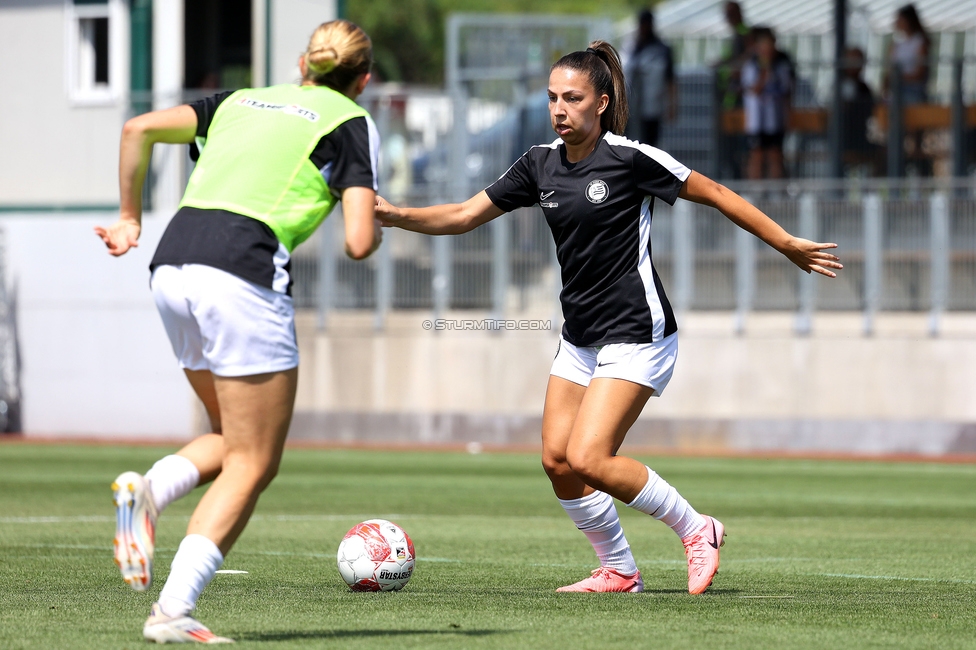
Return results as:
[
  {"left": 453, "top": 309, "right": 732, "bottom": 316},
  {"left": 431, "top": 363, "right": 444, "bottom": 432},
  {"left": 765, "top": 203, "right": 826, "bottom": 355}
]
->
[{"left": 92, "top": 17, "right": 109, "bottom": 84}]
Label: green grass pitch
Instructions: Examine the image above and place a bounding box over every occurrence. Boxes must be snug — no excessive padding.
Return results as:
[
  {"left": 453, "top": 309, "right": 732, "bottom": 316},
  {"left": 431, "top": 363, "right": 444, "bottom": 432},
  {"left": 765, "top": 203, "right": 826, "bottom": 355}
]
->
[{"left": 1, "top": 442, "right": 975, "bottom": 649}]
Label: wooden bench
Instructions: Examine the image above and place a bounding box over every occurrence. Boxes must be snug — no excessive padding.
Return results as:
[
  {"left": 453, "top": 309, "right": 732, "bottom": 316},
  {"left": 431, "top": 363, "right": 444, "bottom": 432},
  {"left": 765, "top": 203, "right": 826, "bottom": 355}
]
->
[
  {"left": 720, "top": 108, "right": 829, "bottom": 134},
  {"left": 872, "top": 104, "right": 976, "bottom": 130}
]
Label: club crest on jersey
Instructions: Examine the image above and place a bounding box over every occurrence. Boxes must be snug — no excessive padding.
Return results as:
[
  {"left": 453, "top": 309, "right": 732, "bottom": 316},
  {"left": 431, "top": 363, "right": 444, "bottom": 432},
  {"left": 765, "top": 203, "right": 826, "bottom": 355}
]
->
[{"left": 585, "top": 179, "right": 609, "bottom": 204}]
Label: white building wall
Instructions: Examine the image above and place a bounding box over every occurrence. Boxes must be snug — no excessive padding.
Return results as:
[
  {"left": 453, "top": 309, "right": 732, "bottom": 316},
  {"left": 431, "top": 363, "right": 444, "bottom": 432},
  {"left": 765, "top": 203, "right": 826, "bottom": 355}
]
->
[
  {"left": 1, "top": 212, "right": 195, "bottom": 437},
  {"left": 271, "top": 0, "right": 337, "bottom": 85},
  {"left": 0, "top": 0, "right": 128, "bottom": 206}
]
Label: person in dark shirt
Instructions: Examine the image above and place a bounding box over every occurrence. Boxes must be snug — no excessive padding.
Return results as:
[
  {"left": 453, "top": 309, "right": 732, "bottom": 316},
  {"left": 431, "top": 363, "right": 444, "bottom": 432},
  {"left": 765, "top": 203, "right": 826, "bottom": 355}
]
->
[
  {"left": 743, "top": 27, "right": 794, "bottom": 179},
  {"left": 840, "top": 47, "right": 882, "bottom": 175},
  {"left": 625, "top": 9, "right": 676, "bottom": 147},
  {"left": 376, "top": 40, "right": 841, "bottom": 596}
]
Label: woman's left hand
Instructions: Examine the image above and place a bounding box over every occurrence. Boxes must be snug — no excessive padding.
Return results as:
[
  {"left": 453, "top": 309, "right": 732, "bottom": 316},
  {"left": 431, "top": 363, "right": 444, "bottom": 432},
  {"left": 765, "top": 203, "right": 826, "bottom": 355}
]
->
[
  {"left": 374, "top": 195, "right": 402, "bottom": 227},
  {"left": 782, "top": 238, "right": 842, "bottom": 277},
  {"left": 94, "top": 219, "right": 141, "bottom": 256}
]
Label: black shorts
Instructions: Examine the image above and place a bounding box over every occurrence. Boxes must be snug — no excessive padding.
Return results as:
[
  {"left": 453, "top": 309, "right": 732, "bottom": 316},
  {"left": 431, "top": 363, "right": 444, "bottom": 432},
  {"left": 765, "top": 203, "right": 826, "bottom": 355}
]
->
[{"left": 747, "top": 132, "right": 785, "bottom": 150}]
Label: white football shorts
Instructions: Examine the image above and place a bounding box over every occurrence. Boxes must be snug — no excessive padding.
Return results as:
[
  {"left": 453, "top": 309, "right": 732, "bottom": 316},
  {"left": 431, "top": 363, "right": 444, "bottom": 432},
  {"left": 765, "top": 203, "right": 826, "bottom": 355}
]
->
[
  {"left": 550, "top": 333, "right": 678, "bottom": 396},
  {"left": 150, "top": 264, "right": 299, "bottom": 377}
]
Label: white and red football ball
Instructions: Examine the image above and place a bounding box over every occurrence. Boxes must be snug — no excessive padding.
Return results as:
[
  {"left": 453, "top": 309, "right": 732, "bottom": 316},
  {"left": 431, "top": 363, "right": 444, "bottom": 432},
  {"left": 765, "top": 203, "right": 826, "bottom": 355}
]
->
[{"left": 336, "top": 519, "right": 415, "bottom": 592}]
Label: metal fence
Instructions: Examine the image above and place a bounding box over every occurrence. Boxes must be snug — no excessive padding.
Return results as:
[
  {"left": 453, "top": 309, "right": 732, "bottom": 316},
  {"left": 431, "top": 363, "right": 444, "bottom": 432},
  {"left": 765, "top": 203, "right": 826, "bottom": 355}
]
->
[
  {"left": 294, "top": 178, "right": 976, "bottom": 336},
  {"left": 133, "top": 15, "right": 976, "bottom": 337}
]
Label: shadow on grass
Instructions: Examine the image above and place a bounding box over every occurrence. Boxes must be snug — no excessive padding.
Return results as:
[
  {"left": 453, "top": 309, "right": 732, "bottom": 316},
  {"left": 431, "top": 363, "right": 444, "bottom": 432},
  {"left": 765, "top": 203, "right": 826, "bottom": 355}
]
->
[{"left": 237, "top": 628, "right": 511, "bottom": 642}]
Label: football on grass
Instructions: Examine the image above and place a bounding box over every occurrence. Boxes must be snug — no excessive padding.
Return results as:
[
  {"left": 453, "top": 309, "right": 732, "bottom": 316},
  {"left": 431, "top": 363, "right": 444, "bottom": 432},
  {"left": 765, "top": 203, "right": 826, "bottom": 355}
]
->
[{"left": 337, "top": 519, "right": 415, "bottom": 591}]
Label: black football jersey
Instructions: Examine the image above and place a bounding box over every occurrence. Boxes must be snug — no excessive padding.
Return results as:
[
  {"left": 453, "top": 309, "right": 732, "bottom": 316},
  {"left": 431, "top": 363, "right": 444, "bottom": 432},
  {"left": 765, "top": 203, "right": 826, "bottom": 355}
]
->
[{"left": 485, "top": 132, "right": 690, "bottom": 347}]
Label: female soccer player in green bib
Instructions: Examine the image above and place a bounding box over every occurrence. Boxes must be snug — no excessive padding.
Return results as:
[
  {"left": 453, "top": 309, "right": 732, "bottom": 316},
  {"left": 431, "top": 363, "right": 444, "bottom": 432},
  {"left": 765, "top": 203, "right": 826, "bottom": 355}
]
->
[
  {"left": 96, "top": 20, "right": 381, "bottom": 643},
  {"left": 376, "top": 41, "right": 841, "bottom": 596}
]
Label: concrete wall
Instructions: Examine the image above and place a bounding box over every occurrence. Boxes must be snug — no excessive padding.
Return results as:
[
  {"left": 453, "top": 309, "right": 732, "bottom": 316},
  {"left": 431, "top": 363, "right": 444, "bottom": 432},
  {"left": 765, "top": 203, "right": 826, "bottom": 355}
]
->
[
  {"left": 291, "top": 311, "right": 976, "bottom": 455},
  {"left": 0, "top": 1, "right": 127, "bottom": 206},
  {"left": 293, "top": 311, "right": 976, "bottom": 421}
]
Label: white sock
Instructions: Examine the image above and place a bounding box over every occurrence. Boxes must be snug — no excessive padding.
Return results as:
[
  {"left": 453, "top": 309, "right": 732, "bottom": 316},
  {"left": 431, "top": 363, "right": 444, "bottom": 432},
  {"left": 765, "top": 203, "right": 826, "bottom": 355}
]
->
[
  {"left": 627, "top": 466, "right": 705, "bottom": 540},
  {"left": 558, "top": 491, "right": 638, "bottom": 575},
  {"left": 145, "top": 455, "right": 200, "bottom": 512},
  {"left": 158, "top": 534, "right": 224, "bottom": 618}
]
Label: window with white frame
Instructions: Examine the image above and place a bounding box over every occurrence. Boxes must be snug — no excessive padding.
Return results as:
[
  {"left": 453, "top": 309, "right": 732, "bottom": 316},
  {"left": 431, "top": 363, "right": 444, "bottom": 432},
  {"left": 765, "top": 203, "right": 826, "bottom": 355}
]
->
[{"left": 66, "top": 0, "right": 125, "bottom": 105}]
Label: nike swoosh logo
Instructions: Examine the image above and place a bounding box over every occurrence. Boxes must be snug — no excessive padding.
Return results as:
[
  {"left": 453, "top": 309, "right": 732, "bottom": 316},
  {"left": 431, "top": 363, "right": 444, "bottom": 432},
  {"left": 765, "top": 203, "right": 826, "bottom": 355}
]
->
[
  {"left": 596, "top": 361, "right": 616, "bottom": 367},
  {"left": 707, "top": 519, "right": 720, "bottom": 549},
  {"left": 540, "top": 191, "right": 555, "bottom": 200}
]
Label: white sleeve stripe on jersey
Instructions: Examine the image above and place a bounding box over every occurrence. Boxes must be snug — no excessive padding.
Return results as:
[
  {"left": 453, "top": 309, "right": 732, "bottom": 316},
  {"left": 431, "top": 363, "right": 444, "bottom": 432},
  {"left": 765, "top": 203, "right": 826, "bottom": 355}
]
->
[
  {"left": 364, "top": 114, "right": 381, "bottom": 191},
  {"left": 603, "top": 132, "right": 691, "bottom": 182},
  {"left": 494, "top": 138, "right": 563, "bottom": 181},
  {"left": 636, "top": 195, "right": 668, "bottom": 341}
]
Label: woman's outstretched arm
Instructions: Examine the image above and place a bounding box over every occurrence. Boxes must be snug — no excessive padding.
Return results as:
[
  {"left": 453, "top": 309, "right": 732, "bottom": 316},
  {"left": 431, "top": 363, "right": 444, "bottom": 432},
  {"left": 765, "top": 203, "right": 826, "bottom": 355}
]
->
[
  {"left": 374, "top": 190, "right": 505, "bottom": 235},
  {"left": 678, "top": 171, "right": 843, "bottom": 278},
  {"left": 95, "top": 105, "right": 197, "bottom": 256}
]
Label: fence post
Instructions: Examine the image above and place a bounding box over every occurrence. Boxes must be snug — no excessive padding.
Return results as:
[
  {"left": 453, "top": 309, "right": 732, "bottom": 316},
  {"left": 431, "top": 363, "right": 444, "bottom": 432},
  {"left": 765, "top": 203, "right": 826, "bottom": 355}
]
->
[
  {"left": 951, "top": 58, "right": 966, "bottom": 178},
  {"left": 491, "top": 215, "right": 510, "bottom": 324},
  {"left": 711, "top": 70, "right": 723, "bottom": 180},
  {"left": 672, "top": 200, "right": 695, "bottom": 314},
  {"left": 317, "top": 209, "right": 337, "bottom": 330},
  {"left": 863, "top": 193, "right": 883, "bottom": 335},
  {"left": 887, "top": 63, "right": 905, "bottom": 178},
  {"left": 734, "top": 218, "right": 755, "bottom": 335},
  {"left": 432, "top": 236, "right": 451, "bottom": 325},
  {"left": 374, "top": 228, "right": 393, "bottom": 331},
  {"left": 795, "top": 193, "right": 818, "bottom": 335},
  {"left": 928, "top": 192, "right": 949, "bottom": 337},
  {"left": 829, "top": 0, "right": 847, "bottom": 179}
]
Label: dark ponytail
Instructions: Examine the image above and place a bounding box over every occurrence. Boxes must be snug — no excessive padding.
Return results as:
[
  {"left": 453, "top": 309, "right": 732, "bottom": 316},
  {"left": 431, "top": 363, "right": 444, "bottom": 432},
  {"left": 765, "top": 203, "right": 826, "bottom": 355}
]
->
[{"left": 551, "top": 40, "right": 629, "bottom": 135}]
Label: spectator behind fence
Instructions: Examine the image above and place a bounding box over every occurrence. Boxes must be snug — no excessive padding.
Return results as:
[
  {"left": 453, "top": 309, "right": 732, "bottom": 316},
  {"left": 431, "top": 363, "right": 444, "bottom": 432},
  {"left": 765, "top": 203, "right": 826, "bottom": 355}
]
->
[
  {"left": 625, "top": 9, "right": 676, "bottom": 147},
  {"left": 742, "top": 26, "right": 794, "bottom": 179},
  {"left": 884, "top": 3, "right": 930, "bottom": 105},
  {"left": 715, "top": 1, "right": 752, "bottom": 110},
  {"left": 840, "top": 47, "right": 882, "bottom": 175}
]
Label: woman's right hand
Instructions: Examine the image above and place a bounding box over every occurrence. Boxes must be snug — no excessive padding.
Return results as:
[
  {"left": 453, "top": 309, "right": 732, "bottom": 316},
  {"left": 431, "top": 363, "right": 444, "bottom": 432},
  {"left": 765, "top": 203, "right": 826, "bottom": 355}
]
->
[{"left": 94, "top": 218, "right": 141, "bottom": 256}]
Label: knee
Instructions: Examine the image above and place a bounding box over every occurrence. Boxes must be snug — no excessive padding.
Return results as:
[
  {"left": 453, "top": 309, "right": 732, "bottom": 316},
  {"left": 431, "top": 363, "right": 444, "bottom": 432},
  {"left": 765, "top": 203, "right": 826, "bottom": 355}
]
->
[
  {"left": 223, "top": 452, "right": 280, "bottom": 492},
  {"left": 565, "top": 446, "right": 605, "bottom": 486},
  {"left": 254, "top": 460, "right": 279, "bottom": 491},
  {"left": 541, "top": 448, "right": 572, "bottom": 481}
]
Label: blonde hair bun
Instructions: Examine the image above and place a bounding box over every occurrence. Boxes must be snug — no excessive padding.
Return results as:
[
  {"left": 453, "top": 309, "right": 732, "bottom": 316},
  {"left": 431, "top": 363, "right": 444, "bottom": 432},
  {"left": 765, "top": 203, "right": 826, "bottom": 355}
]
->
[
  {"left": 307, "top": 47, "right": 339, "bottom": 75},
  {"left": 302, "top": 20, "right": 372, "bottom": 90}
]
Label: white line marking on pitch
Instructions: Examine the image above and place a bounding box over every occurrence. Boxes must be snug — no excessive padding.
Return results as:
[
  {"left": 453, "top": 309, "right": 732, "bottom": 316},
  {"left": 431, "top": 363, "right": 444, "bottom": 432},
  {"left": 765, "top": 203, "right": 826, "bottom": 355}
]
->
[
  {"left": 815, "top": 573, "right": 976, "bottom": 585},
  {"left": 215, "top": 570, "right": 248, "bottom": 574},
  {"left": 0, "top": 516, "right": 115, "bottom": 523}
]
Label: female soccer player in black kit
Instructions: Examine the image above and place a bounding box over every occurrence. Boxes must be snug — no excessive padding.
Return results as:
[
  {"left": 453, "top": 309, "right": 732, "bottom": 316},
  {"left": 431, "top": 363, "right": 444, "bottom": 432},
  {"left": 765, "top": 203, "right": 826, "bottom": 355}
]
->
[{"left": 375, "top": 41, "right": 841, "bottom": 595}]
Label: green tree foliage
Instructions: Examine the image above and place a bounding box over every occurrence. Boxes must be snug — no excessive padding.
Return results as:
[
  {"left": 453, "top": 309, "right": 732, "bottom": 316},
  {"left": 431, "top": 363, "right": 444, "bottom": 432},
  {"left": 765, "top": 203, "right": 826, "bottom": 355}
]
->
[{"left": 347, "top": 0, "right": 649, "bottom": 85}]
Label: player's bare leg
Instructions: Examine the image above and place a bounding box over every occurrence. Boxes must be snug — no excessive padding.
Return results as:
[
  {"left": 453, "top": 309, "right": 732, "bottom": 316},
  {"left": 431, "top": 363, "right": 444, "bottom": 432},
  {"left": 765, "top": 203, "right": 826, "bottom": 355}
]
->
[
  {"left": 185, "top": 368, "right": 297, "bottom": 554},
  {"left": 541, "top": 376, "right": 589, "bottom": 500},
  {"left": 543, "top": 376, "right": 642, "bottom": 593},
  {"left": 147, "top": 368, "right": 297, "bottom": 643},
  {"left": 565, "top": 377, "right": 724, "bottom": 594},
  {"left": 112, "top": 370, "right": 224, "bottom": 592},
  {"left": 564, "top": 378, "right": 653, "bottom": 502},
  {"left": 176, "top": 369, "right": 225, "bottom": 484}
]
